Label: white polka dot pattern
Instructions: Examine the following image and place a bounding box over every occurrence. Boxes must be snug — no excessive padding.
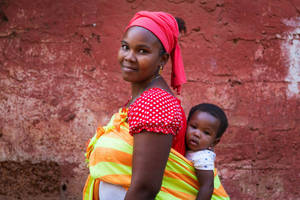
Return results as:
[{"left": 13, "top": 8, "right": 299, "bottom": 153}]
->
[{"left": 128, "top": 88, "right": 184, "bottom": 136}]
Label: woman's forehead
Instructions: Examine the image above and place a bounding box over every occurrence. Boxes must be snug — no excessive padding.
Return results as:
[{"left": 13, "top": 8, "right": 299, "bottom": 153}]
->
[{"left": 123, "top": 26, "right": 161, "bottom": 47}]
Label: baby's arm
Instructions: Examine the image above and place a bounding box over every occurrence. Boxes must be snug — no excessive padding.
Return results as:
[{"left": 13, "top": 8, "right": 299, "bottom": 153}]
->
[{"left": 195, "top": 169, "right": 214, "bottom": 200}]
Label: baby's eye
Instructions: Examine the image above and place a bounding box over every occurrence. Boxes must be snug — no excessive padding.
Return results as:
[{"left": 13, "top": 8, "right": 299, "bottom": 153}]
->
[
  {"left": 204, "top": 131, "right": 210, "bottom": 135},
  {"left": 190, "top": 124, "right": 197, "bottom": 129}
]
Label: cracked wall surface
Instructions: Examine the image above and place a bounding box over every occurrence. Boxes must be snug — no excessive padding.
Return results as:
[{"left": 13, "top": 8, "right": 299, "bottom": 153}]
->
[{"left": 0, "top": 0, "right": 299, "bottom": 199}]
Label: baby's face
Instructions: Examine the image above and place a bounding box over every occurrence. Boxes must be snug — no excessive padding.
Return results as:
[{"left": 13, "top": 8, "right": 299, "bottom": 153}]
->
[{"left": 186, "top": 111, "right": 220, "bottom": 151}]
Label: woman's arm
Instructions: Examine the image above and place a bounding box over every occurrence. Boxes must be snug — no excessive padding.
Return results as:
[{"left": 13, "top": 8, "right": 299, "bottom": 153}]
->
[
  {"left": 195, "top": 169, "right": 214, "bottom": 200},
  {"left": 124, "top": 131, "right": 173, "bottom": 200}
]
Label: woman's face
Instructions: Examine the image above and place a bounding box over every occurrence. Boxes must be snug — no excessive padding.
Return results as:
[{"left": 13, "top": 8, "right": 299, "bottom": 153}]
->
[{"left": 118, "top": 26, "right": 163, "bottom": 83}]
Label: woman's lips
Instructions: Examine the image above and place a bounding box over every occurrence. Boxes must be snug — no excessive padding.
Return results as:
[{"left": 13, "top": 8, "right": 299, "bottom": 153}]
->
[{"left": 122, "top": 66, "right": 137, "bottom": 72}]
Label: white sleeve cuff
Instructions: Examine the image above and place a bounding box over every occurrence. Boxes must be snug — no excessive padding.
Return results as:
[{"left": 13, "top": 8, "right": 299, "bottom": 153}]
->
[{"left": 186, "top": 150, "right": 216, "bottom": 170}]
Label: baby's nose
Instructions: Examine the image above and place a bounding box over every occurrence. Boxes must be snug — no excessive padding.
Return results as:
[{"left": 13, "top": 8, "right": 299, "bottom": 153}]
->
[{"left": 193, "top": 130, "right": 202, "bottom": 138}]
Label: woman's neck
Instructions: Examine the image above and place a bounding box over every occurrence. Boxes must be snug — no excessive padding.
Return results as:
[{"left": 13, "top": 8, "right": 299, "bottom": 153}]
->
[{"left": 129, "top": 75, "right": 162, "bottom": 104}]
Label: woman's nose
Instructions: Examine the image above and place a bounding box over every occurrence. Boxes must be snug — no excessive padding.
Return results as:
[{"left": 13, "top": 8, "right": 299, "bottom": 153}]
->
[{"left": 124, "top": 50, "right": 136, "bottom": 62}]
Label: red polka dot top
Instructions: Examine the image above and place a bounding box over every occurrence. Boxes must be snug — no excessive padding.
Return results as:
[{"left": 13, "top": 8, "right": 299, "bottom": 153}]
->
[{"left": 128, "top": 88, "right": 186, "bottom": 155}]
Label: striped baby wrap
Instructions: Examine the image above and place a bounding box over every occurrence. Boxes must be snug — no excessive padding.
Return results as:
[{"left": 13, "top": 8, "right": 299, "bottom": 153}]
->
[{"left": 83, "top": 108, "right": 230, "bottom": 200}]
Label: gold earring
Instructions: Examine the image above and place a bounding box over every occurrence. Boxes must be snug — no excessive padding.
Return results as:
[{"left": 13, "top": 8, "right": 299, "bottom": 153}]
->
[{"left": 159, "top": 64, "right": 163, "bottom": 74}]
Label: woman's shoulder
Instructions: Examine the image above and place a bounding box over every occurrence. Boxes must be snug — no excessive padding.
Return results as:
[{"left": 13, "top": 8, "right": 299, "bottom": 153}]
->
[
  {"left": 128, "top": 87, "right": 185, "bottom": 136},
  {"left": 139, "top": 87, "right": 179, "bottom": 103},
  {"left": 129, "top": 87, "right": 182, "bottom": 111}
]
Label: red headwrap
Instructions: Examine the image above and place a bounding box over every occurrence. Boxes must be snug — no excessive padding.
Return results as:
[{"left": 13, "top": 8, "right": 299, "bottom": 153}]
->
[{"left": 125, "top": 11, "right": 186, "bottom": 94}]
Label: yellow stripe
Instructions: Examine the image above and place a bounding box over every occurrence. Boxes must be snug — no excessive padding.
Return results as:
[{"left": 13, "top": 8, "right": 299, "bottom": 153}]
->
[
  {"left": 90, "top": 162, "right": 131, "bottom": 178},
  {"left": 156, "top": 189, "right": 181, "bottom": 200},
  {"left": 160, "top": 186, "right": 196, "bottom": 200},
  {"left": 165, "top": 157, "right": 197, "bottom": 178},
  {"left": 84, "top": 111, "right": 230, "bottom": 200},
  {"left": 162, "top": 176, "right": 197, "bottom": 194},
  {"left": 94, "top": 136, "right": 132, "bottom": 154},
  {"left": 89, "top": 147, "right": 132, "bottom": 167},
  {"left": 164, "top": 170, "right": 199, "bottom": 190}
]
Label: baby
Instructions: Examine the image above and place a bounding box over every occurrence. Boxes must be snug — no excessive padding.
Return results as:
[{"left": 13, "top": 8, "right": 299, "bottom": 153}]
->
[{"left": 185, "top": 103, "right": 228, "bottom": 200}]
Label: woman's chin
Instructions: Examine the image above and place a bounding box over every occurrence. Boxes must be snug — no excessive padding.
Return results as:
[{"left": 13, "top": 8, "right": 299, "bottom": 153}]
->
[
  {"left": 121, "top": 73, "right": 141, "bottom": 83},
  {"left": 121, "top": 75, "right": 134, "bottom": 82}
]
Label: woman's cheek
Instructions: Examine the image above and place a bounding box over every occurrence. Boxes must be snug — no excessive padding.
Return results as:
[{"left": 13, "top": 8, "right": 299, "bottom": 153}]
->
[{"left": 117, "top": 49, "right": 124, "bottom": 63}]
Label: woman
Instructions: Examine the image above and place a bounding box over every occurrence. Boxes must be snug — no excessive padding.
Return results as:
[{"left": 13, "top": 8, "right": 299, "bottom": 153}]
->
[
  {"left": 118, "top": 11, "right": 187, "bottom": 200},
  {"left": 84, "top": 11, "right": 187, "bottom": 200}
]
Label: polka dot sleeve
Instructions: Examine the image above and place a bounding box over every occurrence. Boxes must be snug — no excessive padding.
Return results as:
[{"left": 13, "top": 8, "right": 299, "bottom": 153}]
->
[{"left": 128, "top": 88, "right": 184, "bottom": 136}]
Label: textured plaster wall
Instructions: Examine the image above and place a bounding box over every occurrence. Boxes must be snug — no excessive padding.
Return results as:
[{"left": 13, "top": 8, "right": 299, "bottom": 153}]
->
[{"left": 0, "top": 0, "right": 299, "bottom": 199}]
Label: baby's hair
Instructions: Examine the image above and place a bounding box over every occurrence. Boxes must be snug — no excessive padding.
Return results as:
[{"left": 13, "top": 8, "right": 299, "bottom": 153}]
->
[
  {"left": 159, "top": 16, "right": 186, "bottom": 56},
  {"left": 187, "top": 103, "right": 228, "bottom": 139},
  {"left": 175, "top": 17, "right": 187, "bottom": 34}
]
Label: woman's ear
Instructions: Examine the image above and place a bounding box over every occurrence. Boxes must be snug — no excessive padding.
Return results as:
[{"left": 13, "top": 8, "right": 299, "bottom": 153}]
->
[{"left": 160, "top": 53, "right": 169, "bottom": 67}]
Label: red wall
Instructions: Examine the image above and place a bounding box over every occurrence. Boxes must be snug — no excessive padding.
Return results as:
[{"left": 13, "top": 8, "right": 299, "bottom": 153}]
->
[{"left": 0, "top": 0, "right": 299, "bottom": 199}]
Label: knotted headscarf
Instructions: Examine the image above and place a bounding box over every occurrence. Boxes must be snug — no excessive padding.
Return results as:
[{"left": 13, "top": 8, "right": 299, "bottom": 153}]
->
[{"left": 125, "top": 11, "right": 186, "bottom": 94}]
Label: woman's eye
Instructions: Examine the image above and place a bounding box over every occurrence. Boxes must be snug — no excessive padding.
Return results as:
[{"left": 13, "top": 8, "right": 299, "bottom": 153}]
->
[
  {"left": 204, "top": 131, "right": 210, "bottom": 135},
  {"left": 121, "top": 44, "right": 128, "bottom": 50},
  {"left": 138, "top": 49, "right": 148, "bottom": 54}
]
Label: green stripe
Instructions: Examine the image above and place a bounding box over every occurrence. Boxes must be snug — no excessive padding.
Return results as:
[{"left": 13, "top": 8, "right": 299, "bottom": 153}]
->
[
  {"left": 165, "top": 160, "right": 197, "bottom": 179},
  {"left": 155, "top": 190, "right": 181, "bottom": 200},
  {"left": 212, "top": 194, "right": 230, "bottom": 200},
  {"left": 83, "top": 178, "right": 94, "bottom": 200},
  {"left": 95, "top": 137, "right": 198, "bottom": 180},
  {"left": 105, "top": 114, "right": 116, "bottom": 128},
  {"left": 120, "top": 125, "right": 129, "bottom": 132},
  {"left": 161, "top": 176, "right": 197, "bottom": 194},
  {"left": 95, "top": 136, "right": 133, "bottom": 154},
  {"left": 168, "top": 152, "right": 194, "bottom": 171},
  {"left": 90, "top": 162, "right": 131, "bottom": 178},
  {"left": 214, "top": 173, "right": 221, "bottom": 188},
  {"left": 211, "top": 173, "right": 230, "bottom": 200}
]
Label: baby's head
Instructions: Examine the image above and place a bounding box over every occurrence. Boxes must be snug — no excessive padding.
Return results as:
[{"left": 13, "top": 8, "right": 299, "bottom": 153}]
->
[{"left": 186, "top": 103, "right": 228, "bottom": 151}]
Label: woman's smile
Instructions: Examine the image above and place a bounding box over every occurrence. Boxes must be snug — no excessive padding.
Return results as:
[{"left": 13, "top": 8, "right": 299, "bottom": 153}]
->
[
  {"left": 121, "top": 64, "right": 138, "bottom": 72},
  {"left": 118, "top": 26, "right": 163, "bottom": 83}
]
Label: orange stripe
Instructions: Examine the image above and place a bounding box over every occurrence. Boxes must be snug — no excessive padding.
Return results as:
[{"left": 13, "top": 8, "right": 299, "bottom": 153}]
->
[
  {"left": 170, "top": 148, "right": 193, "bottom": 164},
  {"left": 90, "top": 146, "right": 199, "bottom": 190},
  {"left": 160, "top": 186, "right": 195, "bottom": 200},
  {"left": 168, "top": 157, "right": 195, "bottom": 175},
  {"left": 82, "top": 175, "right": 91, "bottom": 200},
  {"left": 85, "top": 139, "right": 91, "bottom": 150},
  {"left": 214, "top": 168, "right": 218, "bottom": 176},
  {"left": 93, "top": 179, "right": 100, "bottom": 200},
  {"left": 89, "top": 147, "right": 132, "bottom": 167},
  {"left": 90, "top": 147, "right": 199, "bottom": 189},
  {"left": 103, "top": 129, "right": 133, "bottom": 146},
  {"left": 100, "top": 174, "right": 131, "bottom": 188},
  {"left": 86, "top": 148, "right": 93, "bottom": 160},
  {"left": 120, "top": 122, "right": 129, "bottom": 130},
  {"left": 96, "top": 127, "right": 104, "bottom": 138},
  {"left": 164, "top": 170, "right": 199, "bottom": 190},
  {"left": 213, "top": 184, "right": 229, "bottom": 197}
]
